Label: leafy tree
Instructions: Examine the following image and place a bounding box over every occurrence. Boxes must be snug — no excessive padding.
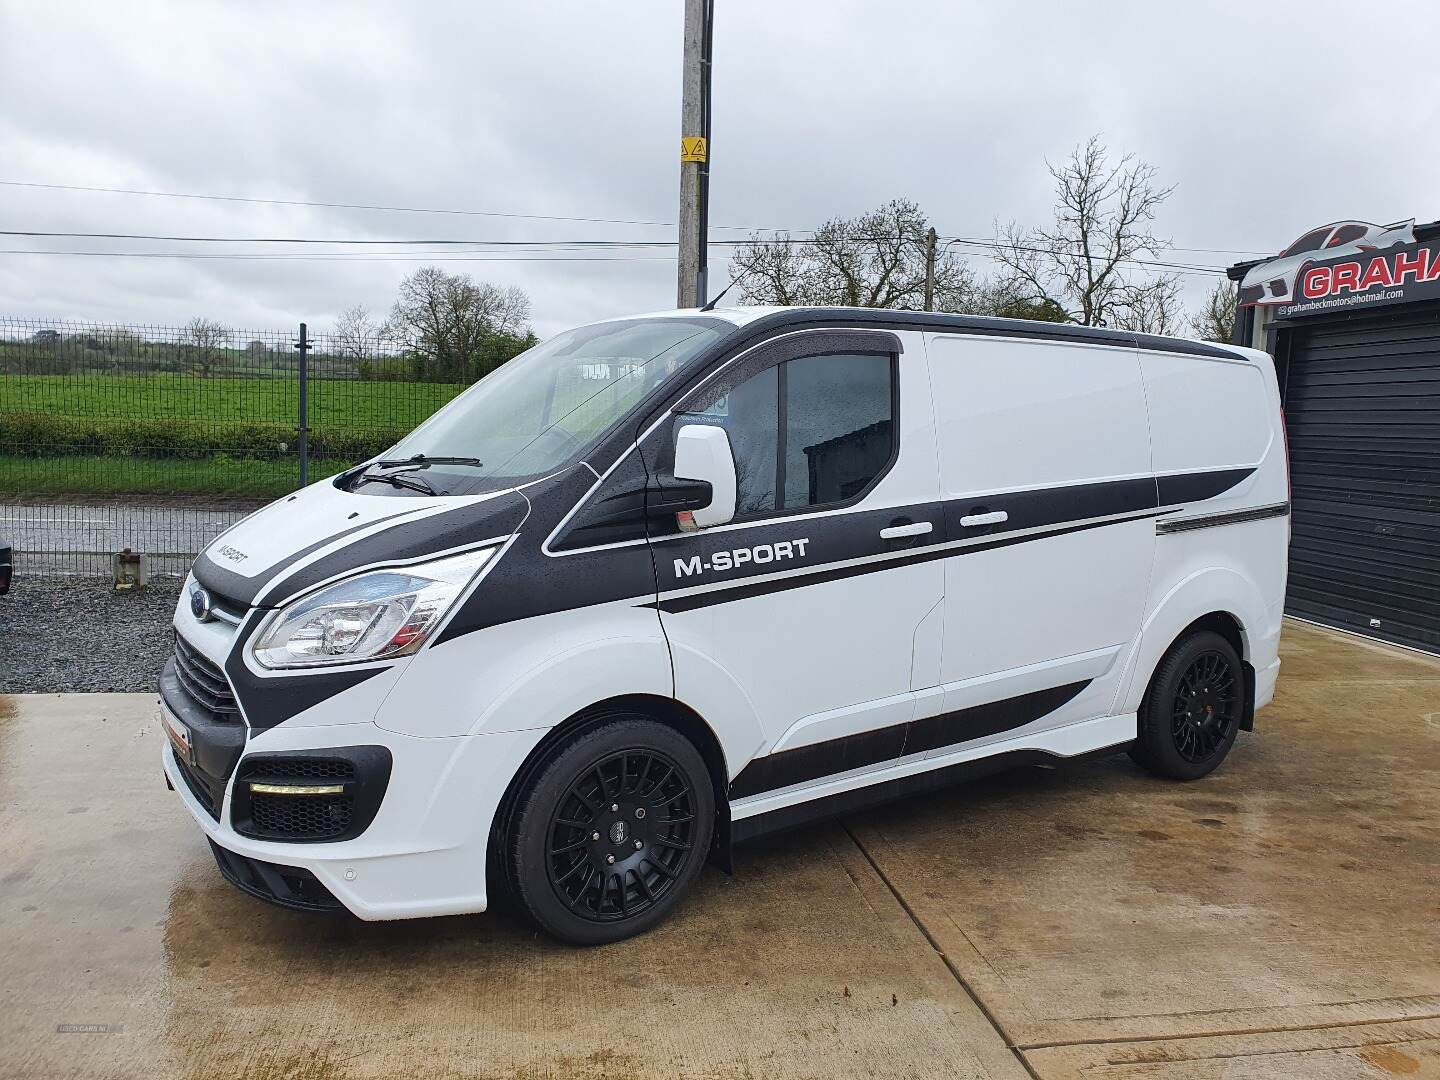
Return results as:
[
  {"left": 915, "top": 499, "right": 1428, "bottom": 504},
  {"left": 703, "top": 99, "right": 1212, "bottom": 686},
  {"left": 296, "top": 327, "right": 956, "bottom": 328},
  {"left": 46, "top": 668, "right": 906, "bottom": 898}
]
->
[
  {"left": 384, "top": 267, "right": 534, "bottom": 383},
  {"left": 978, "top": 279, "right": 1070, "bottom": 323},
  {"left": 730, "top": 198, "right": 987, "bottom": 313}
]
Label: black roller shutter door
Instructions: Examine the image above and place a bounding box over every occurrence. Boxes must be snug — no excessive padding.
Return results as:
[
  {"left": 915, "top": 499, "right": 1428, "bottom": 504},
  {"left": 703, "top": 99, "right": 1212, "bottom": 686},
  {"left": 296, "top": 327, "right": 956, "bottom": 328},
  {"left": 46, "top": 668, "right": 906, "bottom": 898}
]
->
[{"left": 1282, "top": 305, "right": 1440, "bottom": 653}]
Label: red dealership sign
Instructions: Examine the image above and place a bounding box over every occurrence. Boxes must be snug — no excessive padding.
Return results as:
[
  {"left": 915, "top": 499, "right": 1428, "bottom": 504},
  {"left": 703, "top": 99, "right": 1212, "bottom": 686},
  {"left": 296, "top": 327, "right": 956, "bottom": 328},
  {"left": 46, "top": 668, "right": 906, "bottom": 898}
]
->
[{"left": 1238, "top": 219, "right": 1421, "bottom": 316}]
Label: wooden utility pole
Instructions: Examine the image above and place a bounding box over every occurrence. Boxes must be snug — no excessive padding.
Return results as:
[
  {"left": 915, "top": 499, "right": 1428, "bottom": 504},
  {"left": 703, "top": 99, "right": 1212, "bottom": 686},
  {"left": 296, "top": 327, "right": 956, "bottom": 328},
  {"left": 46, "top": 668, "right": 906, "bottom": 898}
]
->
[
  {"left": 677, "top": 0, "right": 713, "bottom": 308},
  {"left": 923, "top": 227, "right": 937, "bottom": 312}
]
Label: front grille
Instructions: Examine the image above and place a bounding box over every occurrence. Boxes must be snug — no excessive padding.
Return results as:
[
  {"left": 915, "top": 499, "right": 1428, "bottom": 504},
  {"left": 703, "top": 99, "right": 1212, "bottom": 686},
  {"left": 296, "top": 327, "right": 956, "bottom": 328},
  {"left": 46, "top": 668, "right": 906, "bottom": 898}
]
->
[
  {"left": 250, "top": 792, "right": 354, "bottom": 839},
  {"left": 172, "top": 634, "right": 241, "bottom": 723},
  {"left": 249, "top": 759, "right": 356, "bottom": 782},
  {"left": 208, "top": 590, "right": 249, "bottom": 624},
  {"left": 172, "top": 747, "right": 221, "bottom": 820}
]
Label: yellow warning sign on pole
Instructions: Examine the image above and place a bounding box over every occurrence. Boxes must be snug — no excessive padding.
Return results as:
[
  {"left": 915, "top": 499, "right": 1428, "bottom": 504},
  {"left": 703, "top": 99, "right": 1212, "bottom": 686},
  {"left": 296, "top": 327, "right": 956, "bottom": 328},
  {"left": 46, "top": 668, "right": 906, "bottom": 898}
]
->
[{"left": 681, "top": 136, "right": 708, "bottom": 163}]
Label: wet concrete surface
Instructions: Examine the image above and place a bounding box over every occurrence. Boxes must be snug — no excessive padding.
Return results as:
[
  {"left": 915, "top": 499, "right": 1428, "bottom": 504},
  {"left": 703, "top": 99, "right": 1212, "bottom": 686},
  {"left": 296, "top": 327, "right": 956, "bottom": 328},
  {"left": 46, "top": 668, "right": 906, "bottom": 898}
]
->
[{"left": 1, "top": 621, "right": 1437, "bottom": 1079}]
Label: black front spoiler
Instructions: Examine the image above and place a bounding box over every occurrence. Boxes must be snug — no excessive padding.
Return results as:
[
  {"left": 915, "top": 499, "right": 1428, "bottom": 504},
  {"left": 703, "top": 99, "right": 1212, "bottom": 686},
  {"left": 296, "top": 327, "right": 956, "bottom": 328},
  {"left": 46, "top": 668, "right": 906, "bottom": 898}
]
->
[{"left": 207, "top": 839, "right": 347, "bottom": 914}]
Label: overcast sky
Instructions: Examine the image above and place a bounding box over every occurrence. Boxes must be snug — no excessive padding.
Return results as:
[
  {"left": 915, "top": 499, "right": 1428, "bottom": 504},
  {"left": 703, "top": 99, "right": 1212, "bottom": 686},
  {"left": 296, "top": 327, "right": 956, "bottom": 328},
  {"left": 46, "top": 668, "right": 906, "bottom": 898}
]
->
[{"left": 2, "top": 0, "right": 1436, "bottom": 338}]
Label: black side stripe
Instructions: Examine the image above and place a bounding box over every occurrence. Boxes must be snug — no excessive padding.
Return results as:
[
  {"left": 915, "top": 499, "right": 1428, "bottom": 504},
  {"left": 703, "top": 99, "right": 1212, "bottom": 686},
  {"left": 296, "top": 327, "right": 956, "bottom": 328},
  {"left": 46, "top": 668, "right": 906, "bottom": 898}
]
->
[
  {"left": 651, "top": 510, "right": 1160, "bottom": 614},
  {"left": 730, "top": 680, "right": 1091, "bottom": 800},
  {"left": 1156, "top": 501, "right": 1290, "bottom": 534},
  {"left": 1156, "top": 468, "right": 1256, "bottom": 505}
]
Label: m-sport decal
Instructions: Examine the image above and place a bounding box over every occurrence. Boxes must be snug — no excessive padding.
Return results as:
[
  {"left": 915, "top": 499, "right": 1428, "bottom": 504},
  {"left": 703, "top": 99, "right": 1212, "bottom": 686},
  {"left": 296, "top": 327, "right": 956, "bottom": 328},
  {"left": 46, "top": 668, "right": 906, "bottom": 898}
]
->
[
  {"left": 651, "top": 508, "right": 1161, "bottom": 614},
  {"left": 729, "top": 680, "right": 1091, "bottom": 799},
  {"left": 673, "top": 538, "right": 812, "bottom": 579},
  {"left": 647, "top": 466, "right": 1255, "bottom": 615}
]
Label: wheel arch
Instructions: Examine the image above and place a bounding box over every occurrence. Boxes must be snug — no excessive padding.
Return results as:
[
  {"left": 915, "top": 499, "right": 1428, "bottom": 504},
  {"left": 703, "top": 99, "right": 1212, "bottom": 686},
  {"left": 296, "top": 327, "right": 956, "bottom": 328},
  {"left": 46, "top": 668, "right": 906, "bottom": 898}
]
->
[
  {"left": 1134, "top": 609, "right": 1256, "bottom": 734},
  {"left": 487, "top": 694, "right": 735, "bottom": 900},
  {"left": 1121, "top": 566, "right": 1267, "bottom": 731}
]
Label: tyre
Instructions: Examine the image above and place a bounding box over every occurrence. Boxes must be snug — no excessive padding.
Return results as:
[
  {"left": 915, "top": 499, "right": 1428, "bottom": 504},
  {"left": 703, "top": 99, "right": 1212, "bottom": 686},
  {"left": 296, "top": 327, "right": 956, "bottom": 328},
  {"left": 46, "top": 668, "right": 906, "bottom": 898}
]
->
[
  {"left": 1129, "top": 630, "right": 1243, "bottom": 781},
  {"left": 507, "top": 715, "right": 715, "bottom": 945}
]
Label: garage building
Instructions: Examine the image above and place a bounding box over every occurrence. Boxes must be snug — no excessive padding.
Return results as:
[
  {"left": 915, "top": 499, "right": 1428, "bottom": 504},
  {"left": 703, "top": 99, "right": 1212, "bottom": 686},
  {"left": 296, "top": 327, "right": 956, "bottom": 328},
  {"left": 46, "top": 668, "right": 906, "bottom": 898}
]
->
[{"left": 1231, "top": 218, "right": 1440, "bottom": 654}]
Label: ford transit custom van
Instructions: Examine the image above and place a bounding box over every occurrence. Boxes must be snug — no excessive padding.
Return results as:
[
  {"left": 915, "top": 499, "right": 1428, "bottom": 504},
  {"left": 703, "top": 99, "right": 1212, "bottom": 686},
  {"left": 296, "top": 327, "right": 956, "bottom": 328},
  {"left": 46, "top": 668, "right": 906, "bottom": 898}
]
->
[{"left": 162, "top": 307, "right": 1290, "bottom": 943}]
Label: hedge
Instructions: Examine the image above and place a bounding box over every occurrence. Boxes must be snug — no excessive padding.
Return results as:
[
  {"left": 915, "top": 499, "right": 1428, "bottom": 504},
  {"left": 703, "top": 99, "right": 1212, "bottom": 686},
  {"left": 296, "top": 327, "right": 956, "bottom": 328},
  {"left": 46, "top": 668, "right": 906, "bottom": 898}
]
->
[{"left": 0, "top": 412, "right": 407, "bottom": 461}]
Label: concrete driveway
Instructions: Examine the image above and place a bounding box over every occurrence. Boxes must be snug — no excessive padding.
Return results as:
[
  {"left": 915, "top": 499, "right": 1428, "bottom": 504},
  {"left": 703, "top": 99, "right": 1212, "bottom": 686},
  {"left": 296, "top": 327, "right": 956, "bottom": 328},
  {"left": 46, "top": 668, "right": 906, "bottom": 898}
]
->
[{"left": 1, "top": 621, "right": 1437, "bottom": 1079}]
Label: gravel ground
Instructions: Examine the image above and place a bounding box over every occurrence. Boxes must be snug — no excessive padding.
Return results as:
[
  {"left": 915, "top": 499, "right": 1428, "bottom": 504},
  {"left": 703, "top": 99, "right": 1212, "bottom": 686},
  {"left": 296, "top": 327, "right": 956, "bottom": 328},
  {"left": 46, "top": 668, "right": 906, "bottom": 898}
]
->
[{"left": 0, "top": 575, "right": 183, "bottom": 693}]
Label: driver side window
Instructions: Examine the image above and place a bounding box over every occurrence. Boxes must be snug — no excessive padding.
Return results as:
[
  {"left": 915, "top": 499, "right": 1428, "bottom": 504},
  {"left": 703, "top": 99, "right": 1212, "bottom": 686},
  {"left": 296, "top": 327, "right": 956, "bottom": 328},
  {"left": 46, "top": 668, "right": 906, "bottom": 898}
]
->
[{"left": 679, "top": 351, "right": 896, "bottom": 519}]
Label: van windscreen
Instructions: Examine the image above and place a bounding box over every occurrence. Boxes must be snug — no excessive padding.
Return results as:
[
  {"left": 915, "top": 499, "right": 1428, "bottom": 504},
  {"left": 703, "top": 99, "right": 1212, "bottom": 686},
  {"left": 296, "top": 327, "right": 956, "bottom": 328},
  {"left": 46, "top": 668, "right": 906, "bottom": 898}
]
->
[{"left": 373, "top": 317, "right": 730, "bottom": 496}]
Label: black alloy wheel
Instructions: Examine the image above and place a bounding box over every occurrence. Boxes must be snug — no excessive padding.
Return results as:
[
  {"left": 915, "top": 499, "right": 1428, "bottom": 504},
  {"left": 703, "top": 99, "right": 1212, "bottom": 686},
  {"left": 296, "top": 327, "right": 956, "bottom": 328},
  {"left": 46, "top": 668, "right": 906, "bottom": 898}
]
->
[
  {"left": 546, "top": 748, "right": 698, "bottom": 922},
  {"left": 508, "top": 716, "right": 715, "bottom": 945},
  {"left": 1170, "top": 650, "right": 1239, "bottom": 763},
  {"left": 1131, "top": 629, "right": 1244, "bottom": 781}
]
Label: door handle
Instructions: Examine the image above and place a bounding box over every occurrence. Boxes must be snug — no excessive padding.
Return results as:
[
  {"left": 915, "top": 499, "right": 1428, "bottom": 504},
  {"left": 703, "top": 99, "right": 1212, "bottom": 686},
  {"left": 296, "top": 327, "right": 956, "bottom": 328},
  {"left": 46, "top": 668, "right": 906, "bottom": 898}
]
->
[
  {"left": 959, "top": 510, "right": 1009, "bottom": 528},
  {"left": 879, "top": 521, "right": 933, "bottom": 540}
]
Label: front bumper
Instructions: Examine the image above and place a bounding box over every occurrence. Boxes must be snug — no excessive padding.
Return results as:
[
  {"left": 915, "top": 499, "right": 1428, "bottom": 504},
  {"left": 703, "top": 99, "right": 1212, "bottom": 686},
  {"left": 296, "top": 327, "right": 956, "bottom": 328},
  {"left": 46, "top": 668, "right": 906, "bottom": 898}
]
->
[
  {"left": 162, "top": 719, "right": 548, "bottom": 920},
  {"left": 207, "top": 838, "right": 346, "bottom": 912}
]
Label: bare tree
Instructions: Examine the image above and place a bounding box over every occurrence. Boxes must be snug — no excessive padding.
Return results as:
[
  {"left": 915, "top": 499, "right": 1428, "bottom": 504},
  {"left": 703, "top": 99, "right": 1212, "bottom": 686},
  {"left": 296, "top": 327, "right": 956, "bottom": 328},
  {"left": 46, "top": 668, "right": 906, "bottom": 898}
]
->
[
  {"left": 384, "top": 267, "right": 533, "bottom": 382},
  {"left": 180, "top": 317, "right": 230, "bottom": 377},
  {"left": 1190, "top": 279, "right": 1239, "bottom": 342},
  {"left": 333, "top": 304, "right": 380, "bottom": 365},
  {"left": 730, "top": 199, "right": 987, "bottom": 313},
  {"left": 992, "top": 135, "right": 1180, "bottom": 328},
  {"left": 1111, "top": 277, "right": 1186, "bottom": 336}
]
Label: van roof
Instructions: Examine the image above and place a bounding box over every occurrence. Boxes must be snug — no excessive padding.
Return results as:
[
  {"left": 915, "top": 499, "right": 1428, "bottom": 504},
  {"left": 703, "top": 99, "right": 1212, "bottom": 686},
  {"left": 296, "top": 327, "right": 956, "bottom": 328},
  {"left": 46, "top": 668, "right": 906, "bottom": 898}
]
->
[{"left": 614, "top": 305, "right": 1257, "bottom": 363}]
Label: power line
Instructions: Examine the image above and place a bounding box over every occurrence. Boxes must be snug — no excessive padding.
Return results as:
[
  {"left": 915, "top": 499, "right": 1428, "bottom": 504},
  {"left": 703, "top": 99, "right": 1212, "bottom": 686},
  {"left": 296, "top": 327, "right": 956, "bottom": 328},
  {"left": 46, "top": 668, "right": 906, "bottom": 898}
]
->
[
  {"left": 0, "top": 179, "right": 775, "bottom": 232},
  {"left": 0, "top": 179, "right": 1272, "bottom": 256},
  {"left": 0, "top": 249, "right": 674, "bottom": 263},
  {"left": 0, "top": 228, "right": 1229, "bottom": 274},
  {"left": 0, "top": 229, "right": 680, "bottom": 246},
  {"left": 0, "top": 246, "right": 1227, "bottom": 278}
]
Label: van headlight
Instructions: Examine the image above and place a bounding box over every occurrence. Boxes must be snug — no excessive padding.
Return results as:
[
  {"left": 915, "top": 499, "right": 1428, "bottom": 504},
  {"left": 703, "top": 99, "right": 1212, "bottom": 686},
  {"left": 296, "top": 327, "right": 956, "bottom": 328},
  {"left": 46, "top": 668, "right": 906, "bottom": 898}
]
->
[{"left": 250, "top": 546, "right": 497, "bottom": 669}]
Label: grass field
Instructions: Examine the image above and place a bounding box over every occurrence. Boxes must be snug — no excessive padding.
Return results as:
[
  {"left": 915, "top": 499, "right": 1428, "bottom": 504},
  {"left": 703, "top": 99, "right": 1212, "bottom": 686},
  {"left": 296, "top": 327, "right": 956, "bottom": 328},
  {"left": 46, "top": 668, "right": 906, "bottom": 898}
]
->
[
  {"left": 0, "top": 373, "right": 465, "bottom": 431},
  {"left": 1, "top": 373, "right": 461, "bottom": 498},
  {"left": 1, "top": 368, "right": 638, "bottom": 500}
]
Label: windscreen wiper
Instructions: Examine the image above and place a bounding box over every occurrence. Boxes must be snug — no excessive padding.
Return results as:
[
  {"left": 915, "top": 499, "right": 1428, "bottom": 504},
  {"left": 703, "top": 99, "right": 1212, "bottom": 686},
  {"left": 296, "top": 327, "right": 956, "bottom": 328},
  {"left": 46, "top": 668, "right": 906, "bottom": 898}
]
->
[
  {"left": 370, "top": 454, "right": 484, "bottom": 470},
  {"left": 353, "top": 471, "right": 440, "bottom": 496}
]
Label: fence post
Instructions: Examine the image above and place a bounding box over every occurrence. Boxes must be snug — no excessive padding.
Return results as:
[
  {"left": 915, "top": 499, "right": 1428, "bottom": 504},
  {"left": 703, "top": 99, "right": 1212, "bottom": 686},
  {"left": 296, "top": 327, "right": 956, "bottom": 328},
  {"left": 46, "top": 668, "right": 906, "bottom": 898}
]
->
[{"left": 295, "top": 322, "right": 310, "bottom": 488}]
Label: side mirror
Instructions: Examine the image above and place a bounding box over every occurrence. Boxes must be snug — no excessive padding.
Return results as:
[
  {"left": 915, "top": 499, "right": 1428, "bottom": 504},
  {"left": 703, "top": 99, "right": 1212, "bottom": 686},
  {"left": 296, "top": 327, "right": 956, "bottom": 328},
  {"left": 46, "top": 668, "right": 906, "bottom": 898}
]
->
[{"left": 673, "top": 423, "right": 737, "bottom": 528}]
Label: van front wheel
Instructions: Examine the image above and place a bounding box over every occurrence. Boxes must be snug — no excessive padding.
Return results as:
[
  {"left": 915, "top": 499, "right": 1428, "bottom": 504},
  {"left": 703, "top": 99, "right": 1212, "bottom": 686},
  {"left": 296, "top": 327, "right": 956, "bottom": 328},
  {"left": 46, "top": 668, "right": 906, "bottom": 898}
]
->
[
  {"left": 1130, "top": 630, "right": 1242, "bottom": 781},
  {"left": 507, "top": 716, "right": 715, "bottom": 945}
]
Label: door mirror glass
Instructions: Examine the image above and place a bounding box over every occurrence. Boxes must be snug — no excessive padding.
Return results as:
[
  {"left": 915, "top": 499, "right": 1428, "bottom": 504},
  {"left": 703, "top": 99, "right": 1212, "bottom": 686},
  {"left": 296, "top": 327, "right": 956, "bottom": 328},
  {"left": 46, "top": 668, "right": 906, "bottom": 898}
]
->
[{"left": 673, "top": 423, "right": 737, "bottom": 528}]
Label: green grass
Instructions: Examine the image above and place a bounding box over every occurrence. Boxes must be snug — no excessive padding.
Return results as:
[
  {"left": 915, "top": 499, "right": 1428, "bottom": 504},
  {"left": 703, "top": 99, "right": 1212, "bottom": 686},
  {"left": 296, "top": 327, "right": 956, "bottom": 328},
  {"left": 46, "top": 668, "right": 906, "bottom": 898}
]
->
[
  {"left": 0, "top": 373, "right": 466, "bottom": 432},
  {"left": 0, "top": 372, "right": 464, "bottom": 498},
  {"left": 0, "top": 454, "right": 351, "bottom": 500}
]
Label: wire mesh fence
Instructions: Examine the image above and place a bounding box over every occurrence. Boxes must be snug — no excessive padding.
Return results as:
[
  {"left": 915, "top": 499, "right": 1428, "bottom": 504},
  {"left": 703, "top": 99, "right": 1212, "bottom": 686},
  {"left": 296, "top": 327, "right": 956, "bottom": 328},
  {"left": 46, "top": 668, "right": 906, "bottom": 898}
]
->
[{"left": 0, "top": 317, "right": 468, "bottom": 576}]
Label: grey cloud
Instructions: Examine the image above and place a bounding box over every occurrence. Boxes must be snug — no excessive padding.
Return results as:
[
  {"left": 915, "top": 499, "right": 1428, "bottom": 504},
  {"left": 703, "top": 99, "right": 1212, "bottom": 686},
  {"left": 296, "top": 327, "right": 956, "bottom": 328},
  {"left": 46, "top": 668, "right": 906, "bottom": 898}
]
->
[{"left": 2, "top": 0, "right": 1435, "bottom": 335}]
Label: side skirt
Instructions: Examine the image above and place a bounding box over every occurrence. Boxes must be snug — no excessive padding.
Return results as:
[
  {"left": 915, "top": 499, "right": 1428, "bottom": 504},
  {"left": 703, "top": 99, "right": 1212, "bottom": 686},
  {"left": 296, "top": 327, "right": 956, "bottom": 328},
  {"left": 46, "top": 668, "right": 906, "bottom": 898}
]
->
[{"left": 730, "top": 741, "right": 1130, "bottom": 846}]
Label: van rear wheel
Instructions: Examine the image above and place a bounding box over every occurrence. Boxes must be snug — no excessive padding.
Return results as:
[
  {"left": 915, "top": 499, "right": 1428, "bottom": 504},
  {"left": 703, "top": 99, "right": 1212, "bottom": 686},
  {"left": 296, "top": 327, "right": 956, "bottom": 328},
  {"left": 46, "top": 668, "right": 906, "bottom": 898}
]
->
[
  {"left": 507, "top": 716, "right": 715, "bottom": 945},
  {"left": 1130, "top": 630, "right": 1242, "bottom": 781}
]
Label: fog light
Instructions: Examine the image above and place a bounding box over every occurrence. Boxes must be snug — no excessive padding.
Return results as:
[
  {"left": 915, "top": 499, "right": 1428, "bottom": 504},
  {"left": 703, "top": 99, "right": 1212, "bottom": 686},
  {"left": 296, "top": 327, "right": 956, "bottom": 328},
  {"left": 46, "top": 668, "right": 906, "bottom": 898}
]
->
[{"left": 247, "top": 782, "right": 346, "bottom": 796}]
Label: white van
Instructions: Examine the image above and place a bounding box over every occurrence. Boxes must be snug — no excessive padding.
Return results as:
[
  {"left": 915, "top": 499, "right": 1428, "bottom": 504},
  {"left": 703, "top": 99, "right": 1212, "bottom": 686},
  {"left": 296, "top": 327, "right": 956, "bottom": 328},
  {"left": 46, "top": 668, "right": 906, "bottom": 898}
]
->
[{"left": 162, "top": 307, "right": 1290, "bottom": 944}]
